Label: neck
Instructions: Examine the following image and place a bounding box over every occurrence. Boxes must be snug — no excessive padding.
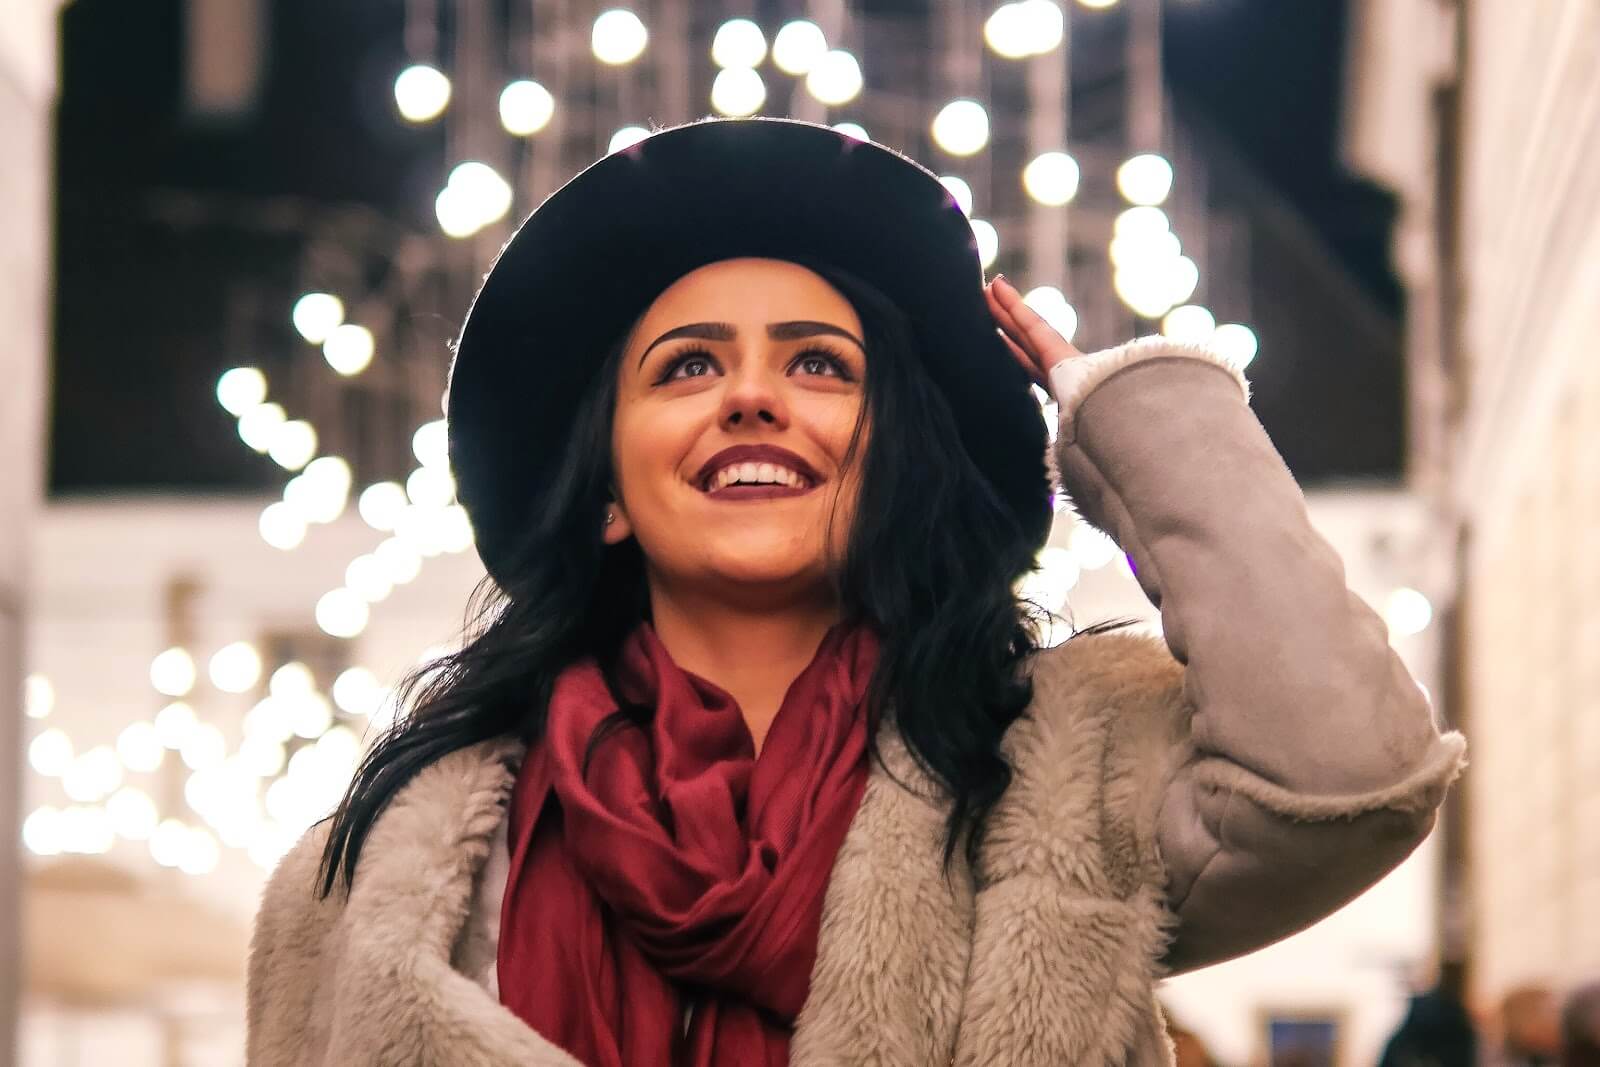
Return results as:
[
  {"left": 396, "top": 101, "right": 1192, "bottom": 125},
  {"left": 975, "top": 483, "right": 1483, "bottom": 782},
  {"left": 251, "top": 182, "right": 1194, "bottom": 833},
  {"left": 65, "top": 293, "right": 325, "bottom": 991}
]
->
[{"left": 645, "top": 584, "right": 843, "bottom": 755}]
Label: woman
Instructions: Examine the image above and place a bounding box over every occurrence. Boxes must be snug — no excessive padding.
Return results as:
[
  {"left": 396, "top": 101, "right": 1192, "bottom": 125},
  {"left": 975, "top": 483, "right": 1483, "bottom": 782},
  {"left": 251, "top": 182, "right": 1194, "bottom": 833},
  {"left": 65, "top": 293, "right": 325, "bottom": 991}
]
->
[{"left": 247, "top": 117, "right": 1466, "bottom": 1066}]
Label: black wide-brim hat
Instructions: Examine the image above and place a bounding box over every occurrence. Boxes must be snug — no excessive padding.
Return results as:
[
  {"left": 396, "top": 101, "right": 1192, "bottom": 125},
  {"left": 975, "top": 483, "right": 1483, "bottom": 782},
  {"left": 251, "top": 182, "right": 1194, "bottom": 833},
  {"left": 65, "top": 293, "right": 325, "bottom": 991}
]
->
[{"left": 447, "top": 116, "right": 1051, "bottom": 584}]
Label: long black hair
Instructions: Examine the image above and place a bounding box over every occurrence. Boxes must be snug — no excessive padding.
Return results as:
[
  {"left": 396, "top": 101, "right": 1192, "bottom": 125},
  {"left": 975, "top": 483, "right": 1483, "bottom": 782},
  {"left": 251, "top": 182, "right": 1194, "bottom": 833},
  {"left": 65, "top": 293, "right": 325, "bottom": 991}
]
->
[{"left": 317, "top": 259, "right": 1081, "bottom": 897}]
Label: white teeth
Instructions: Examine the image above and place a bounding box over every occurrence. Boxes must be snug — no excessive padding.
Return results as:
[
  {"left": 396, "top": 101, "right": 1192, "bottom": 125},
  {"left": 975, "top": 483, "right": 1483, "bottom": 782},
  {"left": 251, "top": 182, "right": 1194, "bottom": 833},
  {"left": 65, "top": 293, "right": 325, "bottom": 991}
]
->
[{"left": 707, "top": 460, "right": 812, "bottom": 490}]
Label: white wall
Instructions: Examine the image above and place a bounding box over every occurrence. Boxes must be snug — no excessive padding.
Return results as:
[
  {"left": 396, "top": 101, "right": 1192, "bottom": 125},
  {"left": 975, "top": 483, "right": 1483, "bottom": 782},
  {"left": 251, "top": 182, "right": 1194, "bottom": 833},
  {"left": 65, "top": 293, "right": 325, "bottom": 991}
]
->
[{"left": 1, "top": 2, "right": 63, "bottom": 1064}]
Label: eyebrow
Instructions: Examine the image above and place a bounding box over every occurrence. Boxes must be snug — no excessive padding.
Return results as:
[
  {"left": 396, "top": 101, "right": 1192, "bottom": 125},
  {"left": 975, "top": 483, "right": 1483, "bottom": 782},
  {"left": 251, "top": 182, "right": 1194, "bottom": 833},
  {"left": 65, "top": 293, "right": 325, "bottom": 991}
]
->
[{"left": 637, "top": 321, "right": 865, "bottom": 368}]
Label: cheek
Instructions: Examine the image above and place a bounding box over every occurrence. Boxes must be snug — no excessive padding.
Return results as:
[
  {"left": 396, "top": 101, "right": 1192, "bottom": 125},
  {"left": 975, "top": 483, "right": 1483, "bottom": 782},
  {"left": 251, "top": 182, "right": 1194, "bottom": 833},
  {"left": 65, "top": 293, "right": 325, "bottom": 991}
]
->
[{"left": 611, "top": 405, "right": 697, "bottom": 499}]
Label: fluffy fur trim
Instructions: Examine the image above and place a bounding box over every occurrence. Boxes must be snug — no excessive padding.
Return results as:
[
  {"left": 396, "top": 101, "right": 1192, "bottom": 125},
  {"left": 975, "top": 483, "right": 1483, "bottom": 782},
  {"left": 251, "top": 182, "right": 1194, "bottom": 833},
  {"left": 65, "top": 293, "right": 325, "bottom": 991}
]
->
[{"left": 1050, "top": 336, "right": 1252, "bottom": 447}]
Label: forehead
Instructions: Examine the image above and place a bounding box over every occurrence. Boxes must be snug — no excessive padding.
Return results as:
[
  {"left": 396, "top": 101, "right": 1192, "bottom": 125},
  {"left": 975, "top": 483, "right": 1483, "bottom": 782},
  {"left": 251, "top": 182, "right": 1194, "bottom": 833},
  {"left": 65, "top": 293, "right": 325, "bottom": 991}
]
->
[{"left": 633, "top": 257, "right": 860, "bottom": 330}]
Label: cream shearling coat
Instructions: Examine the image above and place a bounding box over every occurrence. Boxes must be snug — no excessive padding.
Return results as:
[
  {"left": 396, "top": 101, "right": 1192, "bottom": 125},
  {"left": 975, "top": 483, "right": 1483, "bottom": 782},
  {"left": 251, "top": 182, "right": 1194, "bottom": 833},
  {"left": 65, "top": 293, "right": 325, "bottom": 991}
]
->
[{"left": 247, "top": 339, "right": 1467, "bottom": 1066}]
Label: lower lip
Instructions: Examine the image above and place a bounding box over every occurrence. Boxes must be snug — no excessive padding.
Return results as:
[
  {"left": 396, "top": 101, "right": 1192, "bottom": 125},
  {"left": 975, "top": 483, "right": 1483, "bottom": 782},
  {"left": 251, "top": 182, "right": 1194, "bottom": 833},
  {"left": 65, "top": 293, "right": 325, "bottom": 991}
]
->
[{"left": 701, "top": 483, "right": 819, "bottom": 501}]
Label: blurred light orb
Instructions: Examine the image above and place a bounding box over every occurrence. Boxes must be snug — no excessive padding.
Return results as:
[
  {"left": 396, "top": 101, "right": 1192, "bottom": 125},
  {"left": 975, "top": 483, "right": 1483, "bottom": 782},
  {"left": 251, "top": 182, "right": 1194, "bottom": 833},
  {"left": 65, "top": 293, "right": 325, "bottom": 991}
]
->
[
  {"left": 499, "top": 79, "right": 555, "bottom": 136},
  {"left": 1016, "top": 547, "right": 1080, "bottom": 612},
  {"left": 805, "top": 50, "right": 862, "bottom": 106},
  {"left": 240, "top": 734, "right": 287, "bottom": 777},
  {"left": 116, "top": 721, "right": 165, "bottom": 773},
  {"left": 108, "top": 787, "right": 159, "bottom": 840},
  {"left": 1385, "top": 587, "right": 1434, "bottom": 638},
  {"left": 712, "top": 19, "right": 766, "bottom": 69},
  {"left": 317, "top": 725, "right": 362, "bottom": 776},
  {"left": 1210, "top": 323, "right": 1259, "bottom": 368},
  {"left": 180, "top": 723, "right": 226, "bottom": 771},
  {"left": 22, "top": 807, "right": 62, "bottom": 856},
  {"left": 939, "top": 175, "right": 974, "bottom": 216},
  {"left": 179, "top": 827, "right": 221, "bottom": 875},
  {"left": 592, "top": 9, "right": 648, "bottom": 65},
  {"left": 412, "top": 419, "right": 449, "bottom": 469},
  {"left": 59, "top": 805, "right": 114, "bottom": 855},
  {"left": 216, "top": 367, "right": 267, "bottom": 415},
  {"left": 831, "top": 122, "right": 869, "bottom": 141},
  {"left": 303, "top": 455, "right": 353, "bottom": 493},
  {"left": 316, "top": 589, "right": 370, "bottom": 639},
  {"left": 333, "top": 666, "right": 383, "bottom": 717},
  {"left": 346, "top": 554, "right": 394, "bottom": 603},
  {"left": 1114, "top": 205, "right": 1171, "bottom": 239},
  {"left": 1162, "top": 304, "right": 1217, "bottom": 344},
  {"left": 1018, "top": 0, "right": 1066, "bottom": 52},
  {"left": 1069, "top": 523, "right": 1119, "bottom": 570},
  {"left": 150, "top": 647, "right": 197, "bottom": 698},
  {"left": 448, "top": 161, "right": 514, "bottom": 226},
  {"left": 394, "top": 64, "right": 451, "bottom": 123},
  {"left": 984, "top": 3, "right": 1033, "bottom": 59},
  {"left": 375, "top": 537, "right": 424, "bottom": 584},
  {"left": 407, "top": 466, "right": 456, "bottom": 509},
  {"left": 269, "top": 661, "right": 314, "bottom": 699},
  {"left": 237, "top": 402, "right": 286, "bottom": 453},
  {"left": 1023, "top": 151, "right": 1080, "bottom": 206},
  {"left": 209, "top": 641, "right": 263, "bottom": 694},
  {"left": 1164, "top": 255, "right": 1200, "bottom": 307},
  {"left": 1117, "top": 153, "right": 1175, "bottom": 206},
  {"left": 608, "top": 126, "right": 651, "bottom": 154},
  {"left": 439, "top": 504, "right": 476, "bottom": 554},
  {"left": 932, "top": 99, "right": 990, "bottom": 156},
  {"left": 969, "top": 218, "right": 999, "bottom": 269},
  {"left": 150, "top": 818, "right": 190, "bottom": 867},
  {"left": 28, "top": 728, "right": 73, "bottom": 777},
  {"left": 290, "top": 692, "right": 335, "bottom": 740},
  {"left": 64, "top": 745, "right": 122, "bottom": 803},
  {"left": 323, "top": 323, "right": 375, "bottom": 376},
  {"left": 359, "top": 481, "right": 410, "bottom": 531},
  {"left": 1023, "top": 286, "right": 1078, "bottom": 342},
  {"left": 711, "top": 67, "right": 766, "bottom": 117},
  {"left": 24, "top": 674, "right": 53, "bottom": 719},
  {"left": 284, "top": 471, "right": 348, "bottom": 525},
  {"left": 1077, "top": 0, "right": 1119, "bottom": 8},
  {"left": 772, "top": 20, "right": 827, "bottom": 75},
  {"left": 291, "top": 292, "right": 345, "bottom": 344},
  {"left": 1113, "top": 267, "right": 1178, "bottom": 319},
  {"left": 435, "top": 184, "right": 480, "bottom": 239},
  {"left": 244, "top": 697, "right": 295, "bottom": 744},
  {"left": 267, "top": 419, "right": 318, "bottom": 471},
  {"left": 259, "top": 501, "right": 308, "bottom": 550},
  {"left": 154, "top": 702, "right": 198, "bottom": 749}
]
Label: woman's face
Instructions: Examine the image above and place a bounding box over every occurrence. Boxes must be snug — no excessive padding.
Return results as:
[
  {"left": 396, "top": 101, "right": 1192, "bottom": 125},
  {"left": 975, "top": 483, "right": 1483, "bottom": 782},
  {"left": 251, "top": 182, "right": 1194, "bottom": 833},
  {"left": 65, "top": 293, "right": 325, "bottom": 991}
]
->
[{"left": 607, "top": 257, "right": 869, "bottom": 606}]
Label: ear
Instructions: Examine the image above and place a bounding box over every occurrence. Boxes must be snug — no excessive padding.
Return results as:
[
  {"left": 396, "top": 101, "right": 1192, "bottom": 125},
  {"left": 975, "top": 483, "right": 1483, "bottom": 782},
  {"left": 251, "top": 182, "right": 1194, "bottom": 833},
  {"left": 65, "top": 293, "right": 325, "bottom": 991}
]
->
[{"left": 602, "top": 500, "right": 634, "bottom": 545}]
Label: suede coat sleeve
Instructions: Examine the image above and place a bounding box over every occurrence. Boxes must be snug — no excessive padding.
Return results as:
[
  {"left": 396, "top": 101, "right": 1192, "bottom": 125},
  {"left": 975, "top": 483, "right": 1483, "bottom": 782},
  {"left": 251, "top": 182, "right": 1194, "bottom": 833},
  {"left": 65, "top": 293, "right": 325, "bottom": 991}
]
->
[{"left": 1046, "top": 337, "right": 1467, "bottom": 975}]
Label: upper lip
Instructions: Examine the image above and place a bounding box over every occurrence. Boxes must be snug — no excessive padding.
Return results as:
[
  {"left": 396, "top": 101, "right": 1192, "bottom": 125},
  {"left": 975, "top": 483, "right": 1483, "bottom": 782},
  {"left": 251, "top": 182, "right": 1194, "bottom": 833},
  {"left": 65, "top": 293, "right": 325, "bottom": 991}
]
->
[{"left": 695, "top": 445, "right": 824, "bottom": 490}]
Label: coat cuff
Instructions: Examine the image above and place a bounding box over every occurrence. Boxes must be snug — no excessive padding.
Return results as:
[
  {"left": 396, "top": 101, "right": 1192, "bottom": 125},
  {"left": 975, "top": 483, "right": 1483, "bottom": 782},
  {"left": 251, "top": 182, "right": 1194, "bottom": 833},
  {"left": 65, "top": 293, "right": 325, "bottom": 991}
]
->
[{"left": 1049, "top": 336, "right": 1252, "bottom": 446}]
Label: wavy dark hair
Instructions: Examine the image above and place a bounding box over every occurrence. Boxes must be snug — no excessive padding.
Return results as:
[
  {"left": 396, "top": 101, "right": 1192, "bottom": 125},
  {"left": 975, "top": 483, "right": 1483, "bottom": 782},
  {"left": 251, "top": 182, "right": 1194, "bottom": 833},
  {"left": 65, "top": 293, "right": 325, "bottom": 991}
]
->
[{"left": 318, "top": 258, "right": 1093, "bottom": 897}]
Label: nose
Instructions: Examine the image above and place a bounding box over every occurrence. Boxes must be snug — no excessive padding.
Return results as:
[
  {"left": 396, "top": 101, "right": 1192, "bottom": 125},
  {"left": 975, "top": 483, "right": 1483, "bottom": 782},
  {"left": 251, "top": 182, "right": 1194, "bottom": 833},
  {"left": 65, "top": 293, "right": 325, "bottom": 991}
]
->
[{"left": 717, "top": 355, "right": 788, "bottom": 429}]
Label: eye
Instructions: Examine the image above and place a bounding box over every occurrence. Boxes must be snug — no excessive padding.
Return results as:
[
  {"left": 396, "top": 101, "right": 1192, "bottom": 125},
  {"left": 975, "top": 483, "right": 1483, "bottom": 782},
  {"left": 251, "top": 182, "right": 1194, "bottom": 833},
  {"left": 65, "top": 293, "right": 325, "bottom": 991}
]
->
[
  {"left": 791, "top": 346, "right": 856, "bottom": 381},
  {"left": 655, "top": 345, "right": 720, "bottom": 384}
]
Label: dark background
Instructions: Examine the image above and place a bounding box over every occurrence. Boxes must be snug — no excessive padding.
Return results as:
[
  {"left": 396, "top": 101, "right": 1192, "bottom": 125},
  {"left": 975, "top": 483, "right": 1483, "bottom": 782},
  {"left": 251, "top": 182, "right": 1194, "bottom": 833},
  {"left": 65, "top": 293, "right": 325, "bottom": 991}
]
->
[{"left": 50, "top": 0, "right": 1401, "bottom": 494}]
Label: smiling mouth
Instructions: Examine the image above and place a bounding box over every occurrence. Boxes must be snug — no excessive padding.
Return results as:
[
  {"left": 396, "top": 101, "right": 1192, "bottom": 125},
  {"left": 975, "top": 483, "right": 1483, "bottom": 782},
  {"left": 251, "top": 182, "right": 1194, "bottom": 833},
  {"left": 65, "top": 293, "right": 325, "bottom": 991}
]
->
[{"left": 698, "top": 462, "right": 820, "bottom": 499}]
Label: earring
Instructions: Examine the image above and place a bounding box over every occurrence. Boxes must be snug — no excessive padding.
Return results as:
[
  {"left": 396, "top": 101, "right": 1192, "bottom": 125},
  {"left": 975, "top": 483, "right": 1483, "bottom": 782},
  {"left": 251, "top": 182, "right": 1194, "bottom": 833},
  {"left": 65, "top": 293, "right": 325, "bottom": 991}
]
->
[{"left": 605, "top": 510, "right": 616, "bottom": 526}]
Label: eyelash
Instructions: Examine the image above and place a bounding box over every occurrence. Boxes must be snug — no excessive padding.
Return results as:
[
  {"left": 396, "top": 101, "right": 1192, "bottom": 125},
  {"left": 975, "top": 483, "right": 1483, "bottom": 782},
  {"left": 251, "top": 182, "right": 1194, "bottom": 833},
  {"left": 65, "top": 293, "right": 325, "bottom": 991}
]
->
[{"left": 653, "top": 344, "right": 857, "bottom": 385}]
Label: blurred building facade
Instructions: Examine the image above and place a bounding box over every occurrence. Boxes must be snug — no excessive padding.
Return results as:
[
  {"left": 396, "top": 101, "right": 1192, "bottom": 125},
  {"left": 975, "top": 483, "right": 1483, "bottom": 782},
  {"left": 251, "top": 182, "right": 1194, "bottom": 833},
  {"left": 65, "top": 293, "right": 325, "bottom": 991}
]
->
[
  {"left": 2, "top": 2, "right": 65, "bottom": 1064},
  {"left": 1346, "top": 0, "right": 1600, "bottom": 1000}
]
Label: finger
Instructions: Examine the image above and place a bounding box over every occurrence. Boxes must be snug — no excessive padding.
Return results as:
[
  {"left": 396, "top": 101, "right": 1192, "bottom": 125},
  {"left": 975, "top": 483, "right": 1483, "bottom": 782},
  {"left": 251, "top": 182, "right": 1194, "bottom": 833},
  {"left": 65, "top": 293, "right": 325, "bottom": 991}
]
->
[
  {"left": 985, "top": 282, "right": 1031, "bottom": 354},
  {"left": 1001, "top": 287, "right": 1085, "bottom": 362}
]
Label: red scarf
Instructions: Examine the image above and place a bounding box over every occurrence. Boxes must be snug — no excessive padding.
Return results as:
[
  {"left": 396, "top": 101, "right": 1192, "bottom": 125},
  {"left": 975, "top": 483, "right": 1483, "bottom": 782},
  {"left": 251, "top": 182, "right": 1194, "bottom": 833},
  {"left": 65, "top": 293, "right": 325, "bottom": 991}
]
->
[{"left": 497, "top": 619, "right": 880, "bottom": 1067}]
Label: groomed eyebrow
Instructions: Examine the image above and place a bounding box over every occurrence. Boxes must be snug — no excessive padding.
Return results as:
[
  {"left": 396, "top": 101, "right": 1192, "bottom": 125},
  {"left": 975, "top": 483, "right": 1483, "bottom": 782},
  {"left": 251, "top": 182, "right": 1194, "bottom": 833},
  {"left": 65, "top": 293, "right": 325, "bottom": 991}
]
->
[{"left": 637, "top": 321, "right": 865, "bottom": 368}]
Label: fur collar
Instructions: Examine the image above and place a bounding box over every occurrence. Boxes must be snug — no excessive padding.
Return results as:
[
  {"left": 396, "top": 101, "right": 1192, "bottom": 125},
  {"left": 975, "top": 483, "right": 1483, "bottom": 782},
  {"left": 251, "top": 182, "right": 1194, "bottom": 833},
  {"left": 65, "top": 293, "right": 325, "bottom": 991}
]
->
[{"left": 249, "top": 634, "right": 1189, "bottom": 1066}]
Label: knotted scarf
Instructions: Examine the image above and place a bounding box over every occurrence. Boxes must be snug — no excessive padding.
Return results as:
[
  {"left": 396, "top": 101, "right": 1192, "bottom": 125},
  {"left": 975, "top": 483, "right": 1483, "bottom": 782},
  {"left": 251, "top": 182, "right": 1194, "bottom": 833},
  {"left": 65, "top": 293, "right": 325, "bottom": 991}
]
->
[{"left": 497, "top": 618, "right": 880, "bottom": 1066}]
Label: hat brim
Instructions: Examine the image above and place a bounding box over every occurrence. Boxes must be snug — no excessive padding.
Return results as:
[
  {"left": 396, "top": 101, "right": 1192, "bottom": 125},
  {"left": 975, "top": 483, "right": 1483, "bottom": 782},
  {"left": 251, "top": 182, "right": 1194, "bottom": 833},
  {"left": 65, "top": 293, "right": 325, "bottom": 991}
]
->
[{"left": 447, "top": 116, "right": 1052, "bottom": 583}]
